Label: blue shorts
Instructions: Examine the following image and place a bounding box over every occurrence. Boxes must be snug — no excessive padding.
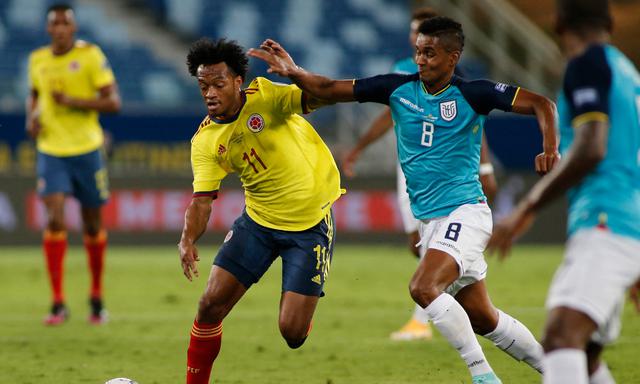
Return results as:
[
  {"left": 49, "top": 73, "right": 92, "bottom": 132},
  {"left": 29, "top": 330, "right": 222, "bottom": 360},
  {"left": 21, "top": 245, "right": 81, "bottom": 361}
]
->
[
  {"left": 214, "top": 210, "right": 336, "bottom": 297},
  {"left": 36, "top": 149, "right": 109, "bottom": 207}
]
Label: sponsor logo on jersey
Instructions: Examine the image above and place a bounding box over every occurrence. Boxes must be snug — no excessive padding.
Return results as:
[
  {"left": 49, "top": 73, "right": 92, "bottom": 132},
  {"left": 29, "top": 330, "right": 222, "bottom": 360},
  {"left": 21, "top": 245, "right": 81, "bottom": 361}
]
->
[
  {"left": 494, "top": 83, "right": 508, "bottom": 93},
  {"left": 440, "top": 100, "right": 457, "bottom": 121},
  {"left": 247, "top": 113, "right": 265, "bottom": 133},
  {"left": 573, "top": 87, "right": 599, "bottom": 107},
  {"left": 400, "top": 97, "right": 424, "bottom": 113}
]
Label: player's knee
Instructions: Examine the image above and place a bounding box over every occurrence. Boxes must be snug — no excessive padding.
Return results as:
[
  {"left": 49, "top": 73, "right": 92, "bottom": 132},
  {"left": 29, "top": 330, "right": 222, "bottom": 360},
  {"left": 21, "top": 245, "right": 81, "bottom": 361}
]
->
[
  {"left": 284, "top": 335, "right": 307, "bottom": 349},
  {"left": 408, "top": 280, "right": 441, "bottom": 308},
  {"left": 197, "top": 294, "right": 229, "bottom": 324},
  {"left": 46, "top": 215, "right": 66, "bottom": 232},
  {"left": 279, "top": 321, "right": 309, "bottom": 349}
]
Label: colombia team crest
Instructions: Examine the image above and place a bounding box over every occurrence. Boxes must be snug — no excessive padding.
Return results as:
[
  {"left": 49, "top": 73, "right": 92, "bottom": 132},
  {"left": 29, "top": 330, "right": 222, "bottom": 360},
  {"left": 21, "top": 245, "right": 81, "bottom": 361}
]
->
[
  {"left": 440, "top": 100, "right": 457, "bottom": 121},
  {"left": 246, "top": 113, "right": 265, "bottom": 133}
]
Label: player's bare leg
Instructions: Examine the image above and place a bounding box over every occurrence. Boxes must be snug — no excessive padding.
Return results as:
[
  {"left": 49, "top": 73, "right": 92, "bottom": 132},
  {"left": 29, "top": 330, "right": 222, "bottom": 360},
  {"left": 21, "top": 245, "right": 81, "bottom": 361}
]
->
[
  {"left": 197, "top": 266, "right": 247, "bottom": 323},
  {"left": 542, "top": 306, "right": 598, "bottom": 384},
  {"left": 409, "top": 249, "right": 500, "bottom": 383},
  {"left": 391, "top": 230, "right": 433, "bottom": 341},
  {"left": 455, "top": 280, "right": 544, "bottom": 373},
  {"left": 278, "top": 291, "right": 319, "bottom": 348},
  {"left": 42, "top": 193, "right": 68, "bottom": 325},
  {"left": 187, "top": 266, "right": 247, "bottom": 384},
  {"left": 81, "top": 206, "right": 108, "bottom": 324}
]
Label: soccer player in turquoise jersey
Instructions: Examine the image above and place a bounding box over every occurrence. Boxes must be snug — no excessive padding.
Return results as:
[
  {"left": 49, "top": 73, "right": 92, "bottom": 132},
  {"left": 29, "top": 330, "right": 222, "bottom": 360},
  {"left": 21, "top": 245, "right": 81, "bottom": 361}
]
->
[
  {"left": 250, "top": 16, "right": 560, "bottom": 383},
  {"left": 488, "top": 1, "right": 640, "bottom": 383},
  {"left": 342, "top": 7, "right": 497, "bottom": 342}
]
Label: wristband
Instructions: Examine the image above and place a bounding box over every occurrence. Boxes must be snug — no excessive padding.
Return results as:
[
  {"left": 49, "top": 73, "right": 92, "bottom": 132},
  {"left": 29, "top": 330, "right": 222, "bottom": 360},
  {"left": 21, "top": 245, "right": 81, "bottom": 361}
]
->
[{"left": 479, "top": 163, "right": 494, "bottom": 176}]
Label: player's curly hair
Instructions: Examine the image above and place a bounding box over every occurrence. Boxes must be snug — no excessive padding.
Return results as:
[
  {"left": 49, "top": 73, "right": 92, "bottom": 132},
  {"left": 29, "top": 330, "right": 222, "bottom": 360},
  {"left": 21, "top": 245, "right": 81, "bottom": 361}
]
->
[
  {"left": 556, "top": 0, "right": 612, "bottom": 34},
  {"left": 186, "top": 38, "right": 249, "bottom": 80},
  {"left": 417, "top": 16, "right": 465, "bottom": 53}
]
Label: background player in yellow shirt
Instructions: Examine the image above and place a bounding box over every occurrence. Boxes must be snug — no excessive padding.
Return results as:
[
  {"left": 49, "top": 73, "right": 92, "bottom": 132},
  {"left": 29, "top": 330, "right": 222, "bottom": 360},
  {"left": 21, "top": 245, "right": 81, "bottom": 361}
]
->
[
  {"left": 26, "top": 3, "right": 121, "bottom": 325},
  {"left": 178, "top": 38, "right": 343, "bottom": 384}
]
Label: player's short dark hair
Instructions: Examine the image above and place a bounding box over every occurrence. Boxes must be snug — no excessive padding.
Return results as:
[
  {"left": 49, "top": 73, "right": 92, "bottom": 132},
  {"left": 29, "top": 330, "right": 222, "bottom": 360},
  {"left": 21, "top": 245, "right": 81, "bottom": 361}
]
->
[
  {"left": 186, "top": 38, "right": 249, "bottom": 79},
  {"left": 417, "top": 16, "right": 465, "bottom": 53},
  {"left": 556, "top": 0, "right": 612, "bottom": 33},
  {"left": 411, "top": 7, "right": 439, "bottom": 22},
  {"left": 47, "top": 3, "right": 74, "bottom": 15}
]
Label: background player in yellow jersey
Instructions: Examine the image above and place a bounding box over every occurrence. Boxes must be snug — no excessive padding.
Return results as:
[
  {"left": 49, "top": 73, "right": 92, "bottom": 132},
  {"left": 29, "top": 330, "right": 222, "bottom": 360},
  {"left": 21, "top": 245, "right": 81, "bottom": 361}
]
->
[
  {"left": 26, "top": 3, "right": 121, "bottom": 325},
  {"left": 178, "top": 38, "right": 343, "bottom": 384}
]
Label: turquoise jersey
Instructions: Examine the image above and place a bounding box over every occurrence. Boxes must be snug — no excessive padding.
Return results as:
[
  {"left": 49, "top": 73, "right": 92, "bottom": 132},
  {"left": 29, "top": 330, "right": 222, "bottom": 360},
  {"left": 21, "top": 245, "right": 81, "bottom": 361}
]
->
[
  {"left": 557, "top": 44, "right": 640, "bottom": 240},
  {"left": 354, "top": 74, "right": 518, "bottom": 219}
]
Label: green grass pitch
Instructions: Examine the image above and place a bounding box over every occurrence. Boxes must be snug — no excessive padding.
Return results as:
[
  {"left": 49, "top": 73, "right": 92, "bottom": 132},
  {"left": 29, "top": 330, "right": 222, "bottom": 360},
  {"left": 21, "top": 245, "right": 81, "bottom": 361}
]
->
[{"left": 1, "top": 244, "right": 639, "bottom": 383}]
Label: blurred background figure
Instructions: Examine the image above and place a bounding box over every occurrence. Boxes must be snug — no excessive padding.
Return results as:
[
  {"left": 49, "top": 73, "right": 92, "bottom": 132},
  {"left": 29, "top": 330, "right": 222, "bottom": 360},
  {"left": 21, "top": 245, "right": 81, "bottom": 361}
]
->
[
  {"left": 489, "top": 0, "right": 640, "bottom": 383},
  {"left": 27, "top": 3, "right": 120, "bottom": 325}
]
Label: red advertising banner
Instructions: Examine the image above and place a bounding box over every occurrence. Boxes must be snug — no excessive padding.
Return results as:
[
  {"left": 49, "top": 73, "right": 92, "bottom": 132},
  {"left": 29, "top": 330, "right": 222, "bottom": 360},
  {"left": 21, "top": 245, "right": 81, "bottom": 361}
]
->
[{"left": 26, "top": 189, "right": 405, "bottom": 232}]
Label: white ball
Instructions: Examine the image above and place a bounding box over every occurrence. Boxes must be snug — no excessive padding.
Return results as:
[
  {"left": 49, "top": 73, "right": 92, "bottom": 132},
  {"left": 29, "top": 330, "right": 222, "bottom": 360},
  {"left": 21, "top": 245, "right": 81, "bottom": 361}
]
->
[{"left": 105, "top": 379, "right": 138, "bottom": 384}]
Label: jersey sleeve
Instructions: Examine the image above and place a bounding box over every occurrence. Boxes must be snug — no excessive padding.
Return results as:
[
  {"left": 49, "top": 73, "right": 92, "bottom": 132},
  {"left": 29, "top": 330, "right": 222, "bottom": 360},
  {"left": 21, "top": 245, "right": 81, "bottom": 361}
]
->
[
  {"left": 456, "top": 79, "right": 519, "bottom": 115},
  {"left": 191, "top": 139, "right": 228, "bottom": 197},
  {"left": 563, "top": 46, "right": 611, "bottom": 127},
  {"left": 353, "top": 73, "right": 417, "bottom": 105},
  {"left": 88, "top": 45, "right": 116, "bottom": 89},
  {"left": 259, "top": 78, "right": 307, "bottom": 116}
]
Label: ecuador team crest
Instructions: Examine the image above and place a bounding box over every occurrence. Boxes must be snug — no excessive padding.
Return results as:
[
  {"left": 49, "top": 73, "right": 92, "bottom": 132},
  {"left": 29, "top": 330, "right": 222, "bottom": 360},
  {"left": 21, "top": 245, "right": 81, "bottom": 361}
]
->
[
  {"left": 247, "top": 113, "right": 265, "bottom": 133},
  {"left": 439, "top": 100, "right": 457, "bottom": 121}
]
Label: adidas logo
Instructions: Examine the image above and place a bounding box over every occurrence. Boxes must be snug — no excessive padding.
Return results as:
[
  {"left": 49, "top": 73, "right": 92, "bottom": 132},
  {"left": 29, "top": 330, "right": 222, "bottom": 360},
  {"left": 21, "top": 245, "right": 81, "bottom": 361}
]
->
[
  {"left": 311, "top": 274, "right": 322, "bottom": 285},
  {"left": 218, "top": 144, "right": 226, "bottom": 155}
]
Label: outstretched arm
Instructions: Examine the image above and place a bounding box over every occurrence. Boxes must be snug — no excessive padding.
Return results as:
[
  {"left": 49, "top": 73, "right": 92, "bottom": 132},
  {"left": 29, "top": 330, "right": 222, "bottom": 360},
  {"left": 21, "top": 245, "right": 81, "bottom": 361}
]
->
[
  {"left": 511, "top": 89, "right": 561, "bottom": 175},
  {"left": 178, "top": 196, "right": 213, "bottom": 281},
  {"left": 342, "top": 108, "right": 393, "bottom": 177},
  {"left": 248, "top": 39, "right": 356, "bottom": 102}
]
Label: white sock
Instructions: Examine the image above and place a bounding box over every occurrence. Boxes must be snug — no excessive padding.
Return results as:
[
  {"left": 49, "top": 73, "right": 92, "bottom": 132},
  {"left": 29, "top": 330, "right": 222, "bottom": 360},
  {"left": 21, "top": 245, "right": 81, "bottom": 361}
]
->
[
  {"left": 413, "top": 304, "right": 430, "bottom": 325},
  {"left": 590, "top": 362, "right": 615, "bottom": 384},
  {"left": 483, "top": 310, "right": 544, "bottom": 373},
  {"left": 425, "top": 293, "right": 493, "bottom": 377},
  {"left": 543, "top": 349, "right": 588, "bottom": 384}
]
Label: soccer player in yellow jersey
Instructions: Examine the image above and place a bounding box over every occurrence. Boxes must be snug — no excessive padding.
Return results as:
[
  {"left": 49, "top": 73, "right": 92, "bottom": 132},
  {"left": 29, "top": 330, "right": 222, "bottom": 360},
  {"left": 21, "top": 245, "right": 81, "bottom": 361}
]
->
[
  {"left": 178, "top": 38, "right": 343, "bottom": 384},
  {"left": 26, "top": 3, "right": 121, "bottom": 325}
]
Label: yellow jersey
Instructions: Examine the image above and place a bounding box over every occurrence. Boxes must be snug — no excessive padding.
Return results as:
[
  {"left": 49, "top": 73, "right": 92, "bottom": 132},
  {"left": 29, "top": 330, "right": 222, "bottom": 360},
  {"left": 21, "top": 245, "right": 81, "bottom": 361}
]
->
[
  {"left": 191, "top": 77, "right": 343, "bottom": 231},
  {"left": 28, "top": 40, "right": 116, "bottom": 157}
]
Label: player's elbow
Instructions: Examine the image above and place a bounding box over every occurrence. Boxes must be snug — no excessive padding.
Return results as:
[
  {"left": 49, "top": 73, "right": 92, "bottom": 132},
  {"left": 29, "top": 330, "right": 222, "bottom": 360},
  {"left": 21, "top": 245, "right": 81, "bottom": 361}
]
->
[{"left": 534, "top": 95, "right": 556, "bottom": 117}]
